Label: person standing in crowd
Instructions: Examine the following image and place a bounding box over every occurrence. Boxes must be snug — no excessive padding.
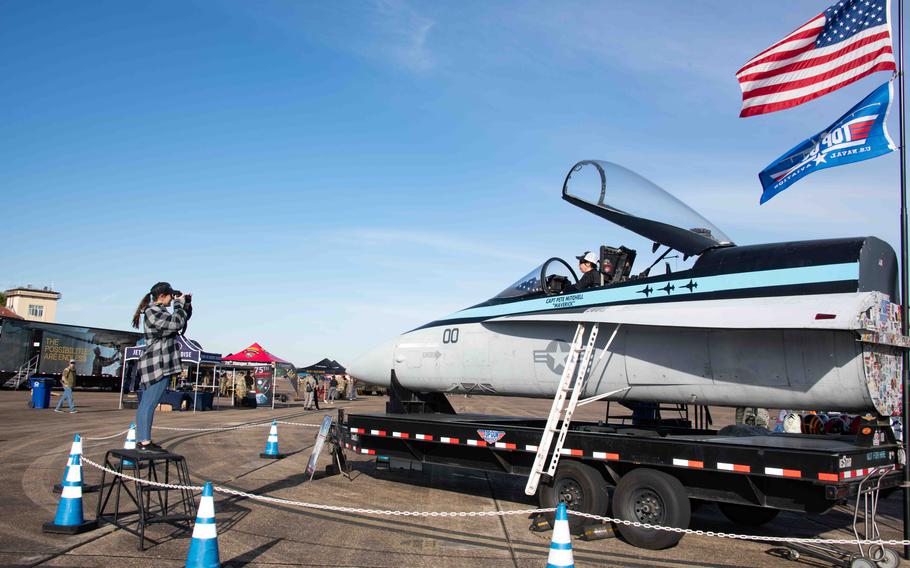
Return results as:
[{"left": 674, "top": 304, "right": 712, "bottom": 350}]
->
[
  {"left": 328, "top": 375, "right": 338, "bottom": 404},
  {"left": 54, "top": 359, "right": 78, "bottom": 413},
  {"left": 316, "top": 378, "right": 325, "bottom": 408},
  {"left": 303, "top": 374, "right": 316, "bottom": 410},
  {"left": 234, "top": 370, "right": 249, "bottom": 404},
  {"left": 131, "top": 282, "right": 189, "bottom": 452},
  {"left": 346, "top": 376, "right": 357, "bottom": 400}
]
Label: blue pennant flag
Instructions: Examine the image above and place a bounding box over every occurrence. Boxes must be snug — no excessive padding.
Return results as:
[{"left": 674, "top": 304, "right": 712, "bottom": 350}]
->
[{"left": 759, "top": 81, "right": 895, "bottom": 204}]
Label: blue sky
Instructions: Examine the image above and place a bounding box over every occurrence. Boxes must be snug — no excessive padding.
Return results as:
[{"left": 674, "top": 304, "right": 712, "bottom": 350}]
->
[{"left": 1, "top": 0, "right": 903, "bottom": 366}]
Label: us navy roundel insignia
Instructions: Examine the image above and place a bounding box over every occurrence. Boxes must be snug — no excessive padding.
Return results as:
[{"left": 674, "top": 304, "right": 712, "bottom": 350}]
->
[{"left": 477, "top": 429, "right": 506, "bottom": 444}]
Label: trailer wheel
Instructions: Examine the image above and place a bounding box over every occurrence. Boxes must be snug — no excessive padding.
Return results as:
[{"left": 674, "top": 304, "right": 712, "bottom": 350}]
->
[
  {"left": 717, "top": 502, "right": 779, "bottom": 526},
  {"left": 538, "top": 460, "right": 608, "bottom": 533},
  {"left": 612, "top": 468, "right": 690, "bottom": 550}
]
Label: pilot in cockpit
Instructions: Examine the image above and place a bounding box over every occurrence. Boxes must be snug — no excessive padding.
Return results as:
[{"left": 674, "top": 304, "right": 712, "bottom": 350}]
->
[{"left": 567, "top": 251, "right": 601, "bottom": 292}]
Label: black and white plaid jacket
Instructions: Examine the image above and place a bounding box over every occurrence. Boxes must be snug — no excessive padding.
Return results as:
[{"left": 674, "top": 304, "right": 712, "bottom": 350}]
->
[{"left": 137, "top": 298, "right": 188, "bottom": 388}]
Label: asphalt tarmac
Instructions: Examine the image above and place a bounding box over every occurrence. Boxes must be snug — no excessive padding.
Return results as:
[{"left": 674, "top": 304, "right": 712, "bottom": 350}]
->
[{"left": 0, "top": 390, "right": 905, "bottom": 567}]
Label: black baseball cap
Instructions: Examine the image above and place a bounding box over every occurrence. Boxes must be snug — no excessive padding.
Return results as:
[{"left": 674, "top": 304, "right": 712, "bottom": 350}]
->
[{"left": 150, "top": 282, "right": 180, "bottom": 297}]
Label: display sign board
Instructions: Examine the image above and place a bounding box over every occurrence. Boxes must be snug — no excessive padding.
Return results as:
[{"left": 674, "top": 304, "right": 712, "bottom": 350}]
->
[
  {"left": 306, "top": 415, "right": 334, "bottom": 480},
  {"left": 253, "top": 366, "right": 273, "bottom": 406}
]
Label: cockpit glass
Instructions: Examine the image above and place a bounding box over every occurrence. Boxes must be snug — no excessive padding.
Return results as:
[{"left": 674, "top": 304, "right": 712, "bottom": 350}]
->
[
  {"left": 494, "top": 264, "right": 544, "bottom": 299},
  {"left": 564, "top": 160, "right": 732, "bottom": 248}
]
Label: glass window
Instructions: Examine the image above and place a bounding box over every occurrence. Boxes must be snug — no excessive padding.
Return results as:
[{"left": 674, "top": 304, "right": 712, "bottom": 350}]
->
[
  {"left": 28, "top": 304, "right": 44, "bottom": 318},
  {"left": 494, "top": 264, "right": 544, "bottom": 299},
  {"left": 563, "top": 160, "right": 733, "bottom": 256}
]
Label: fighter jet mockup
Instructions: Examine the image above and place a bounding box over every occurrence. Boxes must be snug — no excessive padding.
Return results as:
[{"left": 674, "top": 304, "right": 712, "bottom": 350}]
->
[{"left": 351, "top": 160, "right": 906, "bottom": 417}]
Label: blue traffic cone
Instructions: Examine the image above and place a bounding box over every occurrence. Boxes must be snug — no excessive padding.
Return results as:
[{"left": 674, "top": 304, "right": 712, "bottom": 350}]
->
[
  {"left": 122, "top": 422, "right": 137, "bottom": 468},
  {"left": 546, "top": 503, "right": 574, "bottom": 568},
  {"left": 44, "top": 434, "right": 98, "bottom": 534},
  {"left": 185, "top": 481, "right": 220, "bottom": 568},
  {"left": 53, "top": 433, "right": 99, "bottom": 493},
  {"left": 259, "top": 420, "right": 286, "bottom": 459}
]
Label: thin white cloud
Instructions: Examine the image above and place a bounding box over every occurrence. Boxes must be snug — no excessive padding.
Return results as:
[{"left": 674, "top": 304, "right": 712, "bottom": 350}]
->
[
  {"left": 230, "top": 1, "right": 436, "bottom": 73},
  {"left": 371, "top": 0, "right": 435, "bottom": 72}
]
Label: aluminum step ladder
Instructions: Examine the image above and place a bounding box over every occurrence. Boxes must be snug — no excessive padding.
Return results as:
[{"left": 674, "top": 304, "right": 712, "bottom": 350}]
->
[{"left": 524, "top": 323, "right": 599, "bottom": 496}]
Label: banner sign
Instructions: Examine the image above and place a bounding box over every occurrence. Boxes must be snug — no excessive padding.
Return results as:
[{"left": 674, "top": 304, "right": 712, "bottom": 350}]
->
[
  {"left": 306, "top": 415, "right": 334, "bottom": 480},
  {"left": 253, "top": 366, "right": 273, "bottom": 406},
  {"left": 124, "top": 336, "right": 222, "bottom": 365},
  {"left": 759, "top": 81, "right": 895, "bottom": 204}
]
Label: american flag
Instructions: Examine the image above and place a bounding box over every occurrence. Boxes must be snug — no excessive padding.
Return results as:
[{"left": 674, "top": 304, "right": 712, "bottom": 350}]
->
[{"left": 737, "top": 0, "right": 895, "bottom": 117}]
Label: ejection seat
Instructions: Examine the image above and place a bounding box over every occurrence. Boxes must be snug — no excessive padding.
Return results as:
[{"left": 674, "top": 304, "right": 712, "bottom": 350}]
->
[{"left": 599, "top": 245, "right": 636, "bottom": 285}]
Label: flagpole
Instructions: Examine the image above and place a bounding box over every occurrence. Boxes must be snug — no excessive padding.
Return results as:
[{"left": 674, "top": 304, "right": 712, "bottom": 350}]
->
[{"left": 898, "top": 0, "right": 910, "bottom": 560}]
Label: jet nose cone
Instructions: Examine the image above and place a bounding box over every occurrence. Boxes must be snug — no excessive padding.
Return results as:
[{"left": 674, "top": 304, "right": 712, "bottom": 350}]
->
[{"left": 349, "top": 339, "right": 397, "bottom": 386}]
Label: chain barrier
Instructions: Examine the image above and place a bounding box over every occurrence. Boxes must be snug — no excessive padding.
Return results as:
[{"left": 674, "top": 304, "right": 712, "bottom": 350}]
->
[
  {"left": 78, "top": 456, "right": 910, "bottom": 547},
  {"left": 80, "top": 457, "right": 544, "bottom": 517},
  {"left": 83, "top": 429, "right": 129, "bottom": 441},
  {"left": 151, "top": 421, "right": 320, "bottom": 433},
  {"left": 152, "top": 424, "right": 270, "bottom": 432},
  {"left": 77, "top": 419, "right": 318, "bottom": 447},
  {"left": 566, "top": 510, "right": 910, "bottom": 547},
  {"left": 275, "top": 421, "right": 320, "bottom": 428}
]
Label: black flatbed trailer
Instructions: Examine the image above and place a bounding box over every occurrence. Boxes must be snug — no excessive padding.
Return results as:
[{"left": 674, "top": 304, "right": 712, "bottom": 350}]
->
[{"left": 341, "top": 411, "right": 903, "bottom": 551}]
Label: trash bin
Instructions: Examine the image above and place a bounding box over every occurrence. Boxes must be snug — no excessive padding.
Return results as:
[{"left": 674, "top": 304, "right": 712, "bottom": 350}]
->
[{"left": 30, "top": 378, "right": 52, "bottom": 409}]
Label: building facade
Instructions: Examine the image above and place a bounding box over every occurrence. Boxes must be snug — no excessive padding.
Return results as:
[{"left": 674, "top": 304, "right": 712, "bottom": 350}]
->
[{"left": 4, "top": 287, "right": 61, "bottom": 323}]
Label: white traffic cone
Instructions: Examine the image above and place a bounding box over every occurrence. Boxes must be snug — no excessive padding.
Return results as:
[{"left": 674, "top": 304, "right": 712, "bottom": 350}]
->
[
  {"left": 185, "top": 481, "right": 220, "bottom": 568},
  {"left": 123, "top": 422, "right": 137, "bottom": 468},
  {"left": 44, "top": 434, "right": 98, "bottom": 534},
  {"left": 546, "top": 502, "right": 574, "bottom": 568},
  {"left": 260, "top": 420, "right": 286, "bottom": 459}
]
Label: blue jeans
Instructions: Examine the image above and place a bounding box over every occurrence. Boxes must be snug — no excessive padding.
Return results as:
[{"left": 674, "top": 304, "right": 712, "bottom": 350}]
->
[
  {"left": 55, "top": 387, "right": 75, "bottom": 411},
  {"left": 136, "top": 378, "right": 168, "bottom": 443}
]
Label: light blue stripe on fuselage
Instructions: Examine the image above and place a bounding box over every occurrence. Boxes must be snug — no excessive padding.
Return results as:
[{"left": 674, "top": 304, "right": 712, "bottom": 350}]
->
[{"left": 438, "top": 262, "right": 858, "bottom": 322}]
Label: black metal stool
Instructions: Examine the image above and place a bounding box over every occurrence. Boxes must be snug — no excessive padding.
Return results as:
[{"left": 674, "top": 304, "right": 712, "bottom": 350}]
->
[{"left": 95, "top": 448, "right": 196, "bottom": 550}]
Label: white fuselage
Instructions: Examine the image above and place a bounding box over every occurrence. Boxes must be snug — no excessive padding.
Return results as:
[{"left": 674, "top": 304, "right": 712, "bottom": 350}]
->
[
  {"left": 388, "top": 321, "right": 870, "bottom": 411},
  {"left": 350, "top": 292, "right": 903, "bottom": 416}
]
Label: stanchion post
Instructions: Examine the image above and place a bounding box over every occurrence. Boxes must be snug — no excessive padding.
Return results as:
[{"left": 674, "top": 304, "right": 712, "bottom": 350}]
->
[
  {"left": 898, "top": 0, "right": 910, "bottom": 560},
  {"left": 118, "top": 347, "right": 127, "bottom": 410}
]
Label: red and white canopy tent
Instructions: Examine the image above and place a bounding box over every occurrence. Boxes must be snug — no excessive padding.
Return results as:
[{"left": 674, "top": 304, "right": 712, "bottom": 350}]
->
[{"left": 222, "top": 343, "right": 296, "bottom": 408}]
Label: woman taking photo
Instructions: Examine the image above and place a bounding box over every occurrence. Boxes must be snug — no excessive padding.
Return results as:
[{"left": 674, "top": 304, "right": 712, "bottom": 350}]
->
[{"left": 131, "top": 282, "right": 190, "bottom": 452}]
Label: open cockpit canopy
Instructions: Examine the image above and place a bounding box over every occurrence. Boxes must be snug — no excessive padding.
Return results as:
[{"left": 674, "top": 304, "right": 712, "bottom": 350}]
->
[{"left": 562, "top": 160, "right": 734, "bottom": 256}]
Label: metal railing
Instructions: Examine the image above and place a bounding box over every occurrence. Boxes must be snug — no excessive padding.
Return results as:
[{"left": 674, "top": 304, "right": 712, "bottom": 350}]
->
[{"left": 3, "top": 355, "right": 39, "bottom": 390}]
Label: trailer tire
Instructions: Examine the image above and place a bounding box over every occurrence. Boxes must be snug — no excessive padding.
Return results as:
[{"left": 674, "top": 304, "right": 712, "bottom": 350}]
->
[
  {"left": 612, "top": 468, "right": 690, "bottom": 550},
  {"left": 538, "top": 460, "right": 608, "bottom": 534},
  {"left": 717, "top": 502, "right": 779, "bottom": 526}
]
